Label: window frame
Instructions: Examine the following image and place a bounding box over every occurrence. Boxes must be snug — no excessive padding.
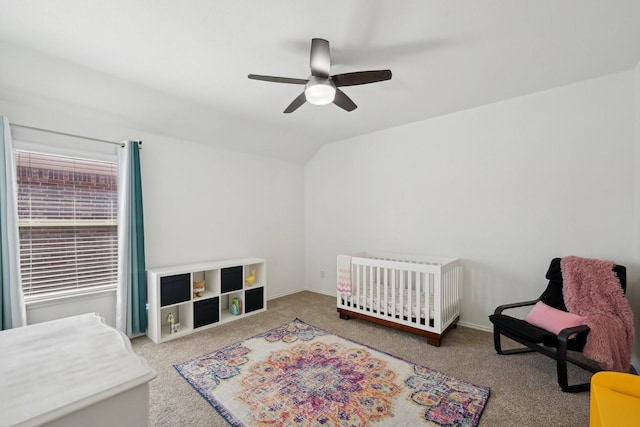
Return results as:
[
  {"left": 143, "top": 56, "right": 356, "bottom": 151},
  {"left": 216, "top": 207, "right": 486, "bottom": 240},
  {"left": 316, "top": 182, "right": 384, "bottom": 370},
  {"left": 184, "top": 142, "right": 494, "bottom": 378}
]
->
[{"left": 12, "top": 132, "right": 119, "bottom": 302}]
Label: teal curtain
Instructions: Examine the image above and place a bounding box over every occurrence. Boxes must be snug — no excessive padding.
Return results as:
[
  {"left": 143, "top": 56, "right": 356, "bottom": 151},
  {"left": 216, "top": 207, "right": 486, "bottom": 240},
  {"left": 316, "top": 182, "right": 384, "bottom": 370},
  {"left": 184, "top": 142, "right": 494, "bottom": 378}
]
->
[
  {"left": 0, "top": 116, "right": 26, "bottom": 329},
  {"left": 116, "top": 141, "right": 147, "bottom": 336}
]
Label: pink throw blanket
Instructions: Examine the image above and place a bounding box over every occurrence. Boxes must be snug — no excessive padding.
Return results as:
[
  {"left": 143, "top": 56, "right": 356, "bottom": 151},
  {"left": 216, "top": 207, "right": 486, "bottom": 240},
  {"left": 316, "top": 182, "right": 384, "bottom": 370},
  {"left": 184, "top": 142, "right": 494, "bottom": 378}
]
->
[
  {"left": 337, "top": 255, "right": 352, "bottom": 295},
  {"left": 561, "top": 256, "right": 634, "bottom": 372}
]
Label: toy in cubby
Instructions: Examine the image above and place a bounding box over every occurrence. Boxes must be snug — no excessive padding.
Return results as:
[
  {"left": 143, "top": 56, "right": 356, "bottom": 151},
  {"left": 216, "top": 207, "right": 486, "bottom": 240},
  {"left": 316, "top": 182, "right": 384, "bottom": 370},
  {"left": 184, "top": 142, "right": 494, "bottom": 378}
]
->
[
  {"left": 231, "top": 297, "right": 242, "bottom": 315},
  {"left": 245, "top": 268, "right": 256, "bottom": 286},
  {"left": 193, "top": 280, "right": 205, "bottom": 298},
  {"left": 166, "top": 312, "right": 180, "bottom": 334}
]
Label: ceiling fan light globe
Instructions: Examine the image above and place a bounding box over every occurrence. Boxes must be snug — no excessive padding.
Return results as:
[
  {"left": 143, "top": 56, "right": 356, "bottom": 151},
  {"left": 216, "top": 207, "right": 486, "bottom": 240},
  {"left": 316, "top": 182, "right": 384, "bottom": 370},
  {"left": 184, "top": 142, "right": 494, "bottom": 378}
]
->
[{"left": 305, "top": 82, "right": 336, "bottom": 105}]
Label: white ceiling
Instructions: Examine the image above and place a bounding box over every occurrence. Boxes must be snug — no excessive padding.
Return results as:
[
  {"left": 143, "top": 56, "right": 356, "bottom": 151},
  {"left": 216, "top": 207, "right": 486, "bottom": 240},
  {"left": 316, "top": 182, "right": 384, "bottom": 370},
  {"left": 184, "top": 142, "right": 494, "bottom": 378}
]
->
[{"left": 1, "top": 0, "right": 640, "bottom": 164}]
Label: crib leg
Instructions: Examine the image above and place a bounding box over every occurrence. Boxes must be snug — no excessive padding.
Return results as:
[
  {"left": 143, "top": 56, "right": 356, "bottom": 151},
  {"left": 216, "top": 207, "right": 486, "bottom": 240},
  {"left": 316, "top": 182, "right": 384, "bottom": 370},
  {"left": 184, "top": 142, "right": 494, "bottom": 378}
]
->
[
  {"left": 338, "top": 311, "right": 350, "bottom": 320},
  {"left": 426, "top": 336, "right": 441, "bottom": 347}
]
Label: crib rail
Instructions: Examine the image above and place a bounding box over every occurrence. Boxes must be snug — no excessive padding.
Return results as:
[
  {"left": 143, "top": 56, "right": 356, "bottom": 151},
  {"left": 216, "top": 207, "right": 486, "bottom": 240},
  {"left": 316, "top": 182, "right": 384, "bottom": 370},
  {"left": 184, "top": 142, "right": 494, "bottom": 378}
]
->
[{"left": 337, "top": 253, "right": 461, "bottom": 335}]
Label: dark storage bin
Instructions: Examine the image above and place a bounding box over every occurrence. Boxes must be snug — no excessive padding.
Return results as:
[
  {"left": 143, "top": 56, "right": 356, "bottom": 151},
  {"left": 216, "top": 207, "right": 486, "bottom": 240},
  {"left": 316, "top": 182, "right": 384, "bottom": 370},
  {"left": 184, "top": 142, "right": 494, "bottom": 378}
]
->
[
  {"left": 245, "top": 287, "right": 264, "bottom": 313},
  {"left": 194, "top": 297, "right": 219, "bottom": 328},
  {"left": 221, "top": 266, "right": 243, "bottom": 293},
  {"left": 160, "top": 273, "right": 191, "bottom": 306}
]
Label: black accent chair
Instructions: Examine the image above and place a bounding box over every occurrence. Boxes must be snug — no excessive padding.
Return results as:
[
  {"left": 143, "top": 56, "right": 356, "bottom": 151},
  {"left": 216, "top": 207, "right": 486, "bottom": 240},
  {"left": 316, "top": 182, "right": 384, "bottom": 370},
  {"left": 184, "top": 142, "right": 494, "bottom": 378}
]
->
[{"left": 488, "top": 258, "right": 626, "bottom": 393}]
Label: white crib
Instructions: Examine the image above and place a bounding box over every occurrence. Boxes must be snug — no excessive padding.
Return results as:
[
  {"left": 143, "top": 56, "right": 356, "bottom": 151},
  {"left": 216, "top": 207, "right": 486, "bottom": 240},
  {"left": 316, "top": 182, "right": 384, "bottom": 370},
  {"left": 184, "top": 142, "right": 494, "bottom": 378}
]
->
[{"left": 337, "top": 252, "right": 462, "bottom": 346}]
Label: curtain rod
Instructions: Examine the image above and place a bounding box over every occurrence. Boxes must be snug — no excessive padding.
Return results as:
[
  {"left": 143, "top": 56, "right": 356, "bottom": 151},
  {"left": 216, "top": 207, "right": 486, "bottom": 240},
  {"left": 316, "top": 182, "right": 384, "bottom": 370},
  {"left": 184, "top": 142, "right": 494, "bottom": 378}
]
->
[{"left": 10, "top": 123, "right": 142, "bottom": 148}]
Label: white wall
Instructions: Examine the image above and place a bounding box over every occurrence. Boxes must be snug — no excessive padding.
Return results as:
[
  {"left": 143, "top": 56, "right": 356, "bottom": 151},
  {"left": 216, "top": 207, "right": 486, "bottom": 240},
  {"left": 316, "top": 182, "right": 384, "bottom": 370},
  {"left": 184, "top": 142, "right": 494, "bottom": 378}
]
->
[
  {"left": 1, "top": 96, "right": 305, "bottom": 327},
  {"left": 305, "top": 72, "right": 635, "bottom": 333},
  {"left": 141, "top": 128, "right": 305, "bottom": 297}
]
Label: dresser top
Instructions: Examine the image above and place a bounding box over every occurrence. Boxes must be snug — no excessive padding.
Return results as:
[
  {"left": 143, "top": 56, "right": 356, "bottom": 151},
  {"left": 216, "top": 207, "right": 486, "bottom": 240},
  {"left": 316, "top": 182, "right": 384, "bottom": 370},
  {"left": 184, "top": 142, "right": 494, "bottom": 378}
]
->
[{"left": 0, "top": 313, "right": 156, "bottom": 427}]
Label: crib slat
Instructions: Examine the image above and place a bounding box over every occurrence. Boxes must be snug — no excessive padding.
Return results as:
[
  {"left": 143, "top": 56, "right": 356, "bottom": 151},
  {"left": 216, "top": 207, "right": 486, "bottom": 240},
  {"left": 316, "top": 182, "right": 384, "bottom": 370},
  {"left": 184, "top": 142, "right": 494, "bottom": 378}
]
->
[
  {"left": 399, "top": 270, "right": 404, "bottom": 322},
  {"left": 407, "top": 271, "right": 413, "bottom": 325},
  {"left": 356, "top": 264, "right": 361, "bottom": 309},
  {"left": 363, "top": 265, "right": 368, "bottom": 311},
  {"left": 383, "top": 267, "right": 388, "bottom": 317},
  {"left": 416, "top": 272, "right": 422, "bottom": 324},
  {"left": 448, "top": 272, "right": 452, "bottom": 327},
  {"left": 368, "top": 265, "right": 372, "bottom": 311},
  {"left": 376, "top": 266, "right": 381, "bottom": 314},
  {"left": 391, "top": 268, "right": 396, "bottom": 320}
]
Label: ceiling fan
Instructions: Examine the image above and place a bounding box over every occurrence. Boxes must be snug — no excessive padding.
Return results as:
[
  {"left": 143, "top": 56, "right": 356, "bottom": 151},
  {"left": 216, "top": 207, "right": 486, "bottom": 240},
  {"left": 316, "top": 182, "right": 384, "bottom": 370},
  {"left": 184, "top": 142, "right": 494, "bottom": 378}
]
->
[{"left": 248, "top": 38, "right": 392, "bottom": 113}]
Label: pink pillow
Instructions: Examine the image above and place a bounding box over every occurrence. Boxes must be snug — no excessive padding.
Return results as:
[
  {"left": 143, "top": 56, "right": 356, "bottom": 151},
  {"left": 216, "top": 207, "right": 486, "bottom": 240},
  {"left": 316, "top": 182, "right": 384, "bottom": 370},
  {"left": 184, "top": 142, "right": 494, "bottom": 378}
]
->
[{"left": 524, "top": 301, "right": 587, "bottom": 337}]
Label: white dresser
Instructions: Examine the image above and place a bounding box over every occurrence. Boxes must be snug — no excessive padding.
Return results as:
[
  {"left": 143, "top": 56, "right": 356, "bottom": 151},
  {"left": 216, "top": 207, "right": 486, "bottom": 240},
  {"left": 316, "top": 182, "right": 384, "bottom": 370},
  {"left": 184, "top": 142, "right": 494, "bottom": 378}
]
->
[{"left": 0, "top": 313, "right": 156, "bottom": 427}]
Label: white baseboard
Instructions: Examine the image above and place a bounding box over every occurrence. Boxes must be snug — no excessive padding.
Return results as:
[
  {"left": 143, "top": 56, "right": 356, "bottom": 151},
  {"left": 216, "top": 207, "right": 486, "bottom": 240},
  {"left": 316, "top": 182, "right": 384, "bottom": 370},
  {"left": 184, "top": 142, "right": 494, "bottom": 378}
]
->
[
  {"left": 302, "top": 287, "right": 336, "bottom": 298},
  {"left": 266, "top": 288, "right": 306, "bottom": 301},
  {"left": 457, "top": 321, "right": 492, "bottom": 333},
  {"left": 268, "top": 288, "right": 337, "bottom": 301},
  {"left": 267, "top": 287, "right": 339, "bottom": 300}
]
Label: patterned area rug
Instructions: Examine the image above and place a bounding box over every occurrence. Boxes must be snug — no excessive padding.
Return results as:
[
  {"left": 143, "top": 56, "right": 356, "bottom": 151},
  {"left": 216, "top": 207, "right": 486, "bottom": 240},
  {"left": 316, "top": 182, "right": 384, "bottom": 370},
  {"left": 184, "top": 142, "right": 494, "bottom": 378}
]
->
[{"left": 174, "top": 319, "right": 490, "bottom": 426}]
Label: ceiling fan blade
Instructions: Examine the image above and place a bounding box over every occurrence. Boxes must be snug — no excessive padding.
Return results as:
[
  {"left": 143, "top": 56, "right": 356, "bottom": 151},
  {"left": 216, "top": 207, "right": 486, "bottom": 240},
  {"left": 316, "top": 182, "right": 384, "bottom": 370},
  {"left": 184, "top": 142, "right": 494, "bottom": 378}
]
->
[
  {"left": 310, "top": 38, "right": 331, "bottom": 78},
  {"left": 333, "top": 89, "right": 357, "bottom": 112},
  {"left": 248, "top": 74, "right": 308, "bottom": 85},
  {"left": 284, "top": 92, "right": 307, "bottom": 113},
  {"left": 332, "top": 70, "right": 392, "bottom": 87}
]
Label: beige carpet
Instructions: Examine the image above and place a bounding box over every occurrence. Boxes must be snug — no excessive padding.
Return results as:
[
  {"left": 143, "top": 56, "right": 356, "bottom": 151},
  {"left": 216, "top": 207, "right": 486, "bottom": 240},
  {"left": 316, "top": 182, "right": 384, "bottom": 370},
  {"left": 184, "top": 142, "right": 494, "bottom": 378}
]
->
[{"left": 131, "top": 291, "right": 592, "bottom": 426}]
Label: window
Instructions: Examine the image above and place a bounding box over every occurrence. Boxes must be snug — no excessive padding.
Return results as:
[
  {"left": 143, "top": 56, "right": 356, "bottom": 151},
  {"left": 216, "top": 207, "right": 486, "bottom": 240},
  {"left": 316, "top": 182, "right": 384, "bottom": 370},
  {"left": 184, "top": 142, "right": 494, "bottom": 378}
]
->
[{"left": 15, "top": 150, "right": 118, "bottom": 300}]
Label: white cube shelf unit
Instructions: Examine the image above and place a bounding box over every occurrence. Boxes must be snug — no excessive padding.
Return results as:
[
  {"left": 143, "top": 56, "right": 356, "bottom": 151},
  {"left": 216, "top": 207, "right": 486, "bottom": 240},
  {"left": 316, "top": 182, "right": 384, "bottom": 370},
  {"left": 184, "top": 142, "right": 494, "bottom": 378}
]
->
[{"left": 147, "top": 257, "right": 266, "bottom": 343}]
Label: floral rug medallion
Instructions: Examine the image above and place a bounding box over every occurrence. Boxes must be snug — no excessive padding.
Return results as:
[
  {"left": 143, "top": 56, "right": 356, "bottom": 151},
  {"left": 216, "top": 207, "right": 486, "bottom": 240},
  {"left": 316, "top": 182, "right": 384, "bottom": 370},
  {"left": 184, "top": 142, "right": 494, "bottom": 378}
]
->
[{"left": 174, "top": 319, "right": 489, "bottom": 426}]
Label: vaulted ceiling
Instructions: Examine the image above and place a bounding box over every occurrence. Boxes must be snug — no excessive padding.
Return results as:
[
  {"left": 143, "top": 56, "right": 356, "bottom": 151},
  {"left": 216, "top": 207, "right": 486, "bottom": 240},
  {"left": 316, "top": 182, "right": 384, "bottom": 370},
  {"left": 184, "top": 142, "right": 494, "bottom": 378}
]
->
[{"left": 1, "top": 0, "right": 640, "bottom": 164}]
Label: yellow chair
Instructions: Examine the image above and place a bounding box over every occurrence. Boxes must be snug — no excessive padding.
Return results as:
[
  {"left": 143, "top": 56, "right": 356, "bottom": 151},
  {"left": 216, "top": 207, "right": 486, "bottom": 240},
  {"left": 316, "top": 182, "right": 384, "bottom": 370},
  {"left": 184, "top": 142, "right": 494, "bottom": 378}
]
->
[{"left": 590, "top": 371, "right": 640, "bottom": 426}]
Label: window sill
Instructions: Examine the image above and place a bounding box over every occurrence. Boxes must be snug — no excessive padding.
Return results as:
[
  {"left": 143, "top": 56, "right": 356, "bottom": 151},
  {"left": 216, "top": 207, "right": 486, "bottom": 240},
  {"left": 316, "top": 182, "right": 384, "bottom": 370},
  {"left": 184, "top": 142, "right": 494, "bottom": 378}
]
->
[{"left": 24, "top": 287, "right": 117, "bottom": 309}]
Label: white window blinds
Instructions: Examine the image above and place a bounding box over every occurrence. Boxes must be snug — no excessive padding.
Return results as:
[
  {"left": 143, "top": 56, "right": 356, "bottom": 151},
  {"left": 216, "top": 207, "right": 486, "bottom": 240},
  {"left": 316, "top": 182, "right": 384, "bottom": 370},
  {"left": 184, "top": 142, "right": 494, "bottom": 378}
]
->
[{"left": 15, "top": 150, "right": 118, "bottom": 299}]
